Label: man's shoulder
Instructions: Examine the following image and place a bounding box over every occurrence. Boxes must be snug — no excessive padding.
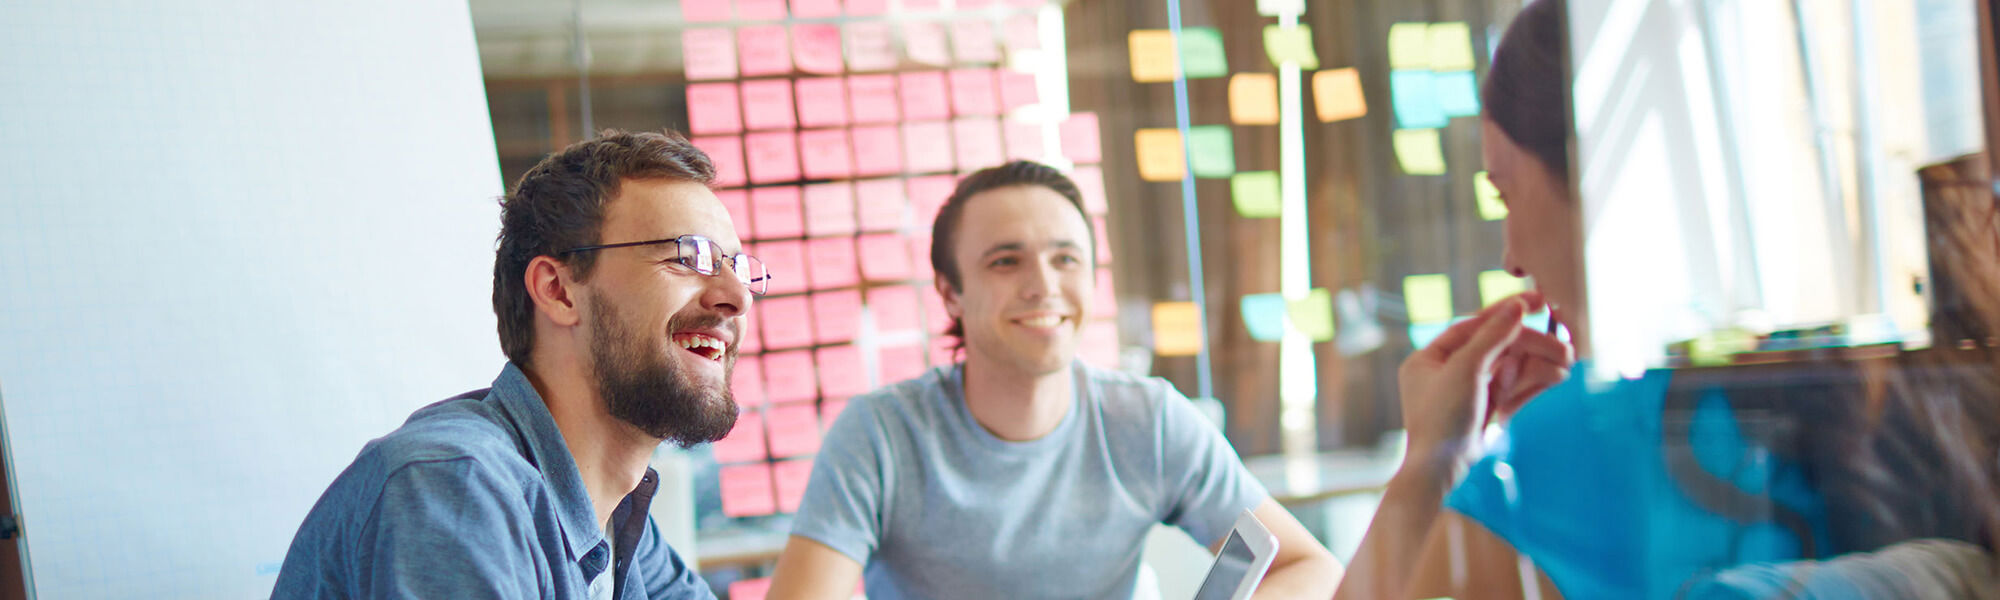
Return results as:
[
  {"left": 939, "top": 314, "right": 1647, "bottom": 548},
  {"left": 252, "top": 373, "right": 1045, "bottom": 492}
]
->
[
  {"left": 348, "top": 393, "right": 539, "bottom": 495},
  {"left": 846, "top": 366, "right": 955, "bottom": 425},
  {"left": 1077, "top": 361, "right": 1179, "bottom": 420}
]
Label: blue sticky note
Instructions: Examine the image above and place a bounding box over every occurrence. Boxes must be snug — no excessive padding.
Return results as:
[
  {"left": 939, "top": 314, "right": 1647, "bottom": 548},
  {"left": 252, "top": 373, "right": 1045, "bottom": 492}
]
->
[
  {"left": 1240, "top": 293, "right": 1288, "bottom": 342},
  {"left": 1390, "top": 70, "right": 1446, "bottom": 129},
  {"left": 1437, "top": 70, "right": 1480, "bottom": 117},
  {"left": 1409, "top": 321, "right": 1451, "bottom": 350}
]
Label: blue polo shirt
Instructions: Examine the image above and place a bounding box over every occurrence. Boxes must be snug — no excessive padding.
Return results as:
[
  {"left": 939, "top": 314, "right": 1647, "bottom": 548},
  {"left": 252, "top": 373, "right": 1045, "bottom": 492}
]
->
[{"left": 273, "top": 363, "right": 713, "bottom": 600}]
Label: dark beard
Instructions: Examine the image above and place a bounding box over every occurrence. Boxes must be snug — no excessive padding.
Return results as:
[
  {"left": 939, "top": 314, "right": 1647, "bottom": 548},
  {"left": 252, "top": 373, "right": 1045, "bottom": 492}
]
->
[{"left": 586, "top": 295, "right": 739, "bottom": 448}]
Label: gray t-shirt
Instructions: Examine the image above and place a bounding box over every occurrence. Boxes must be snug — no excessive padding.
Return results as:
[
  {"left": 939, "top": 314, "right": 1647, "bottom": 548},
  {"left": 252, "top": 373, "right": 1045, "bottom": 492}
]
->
[{"left": 792, "top": 361, "right": 1270, "bottom": 600}]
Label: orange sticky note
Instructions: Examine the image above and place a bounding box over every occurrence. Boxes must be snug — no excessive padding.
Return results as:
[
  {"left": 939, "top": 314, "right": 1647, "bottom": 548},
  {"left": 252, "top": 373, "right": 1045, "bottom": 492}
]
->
[
  {"left": 1128, "top": 30, "right": 1178, "bottom": 83},
  {"left": 761, "top": 349, "right": 818, "bottom": 403},
  {"left": 792, "top": 24, "right": 844, "bottom": 75},
  {"left": 1134, "top": 128, "right": 1186, "bottom": 182},
  {"left": 758, "top": 240, "right": 807, "bottom": 295},
  {"left": 737, "top": 25, "right": 792, "bottom": 77},
  {"left": 948, "top": 68, "right": 999, "bottom": 116},
  {"left": 1073, "top": 165, "right": 1108, "bottom": 214},
  {"left": 857, "top": 233, "right": 913, "bottom": 281},
  {"left": 813, "top": 290, "right": 863, "bottom": 345},
  {"left": 1229, "top": 73, "right": 1280, "bottom": 125},
  {"left": 744, "top": 131, "right": 801, "bottom": 184},
  {"left": 805, "top": 238, "right": 860, "bottom": 290},
  {"left": 868, "top": 285, "right": 922, "bottom": 334},
  {"left": 950, "top": 19, "right": 1001, "bottom": 64},
  {"left": 682, "top": 29, "right": 738, "bottom": 81},
  {"left": 1060, "top": 112, "right": 1102, "bottom": 164},
  {"left": 750, "top": 185, "right": 804, "bottom": 240},
  {"left": 759, "top": 296, "right": 815, "bottom": 350},
  {"left": 712, "top": 410, "right": 767, "bottom": 463},
  {"left": 719, "top": 463, "right": 777, "bottom": 517},
  {"left": 731, "top": 356, "right": 766, "bottom": 407},
  {"left": 815, "top": 344, "right": 868, "bottom": 397},
  {"left": 849, "top": 125, "right": 903, "bottom": 177},
  {"left": 876, "top": 343, "right": 928, "bottom": 385},
  {"left": 802, "top": 182, "right": 856, "bottom": 237},
  {"left": 740, "top": 79, "right": 796, "bottom": 131},
  {"left": 798, "top": 128, "right": 854, "bottom": 180},
  {"left": 903, "top": 21, "right": 951, "bottom": 66},
  {"left": 789, "top": 0, "right": 841, "bottom": 19},
  {"left": 897, "top": 71, "right": 951, "bottom": 121},
  {"left": 845, "top": 22, "right": 898, "bottom": 71},
  {"left": 846, "top": 74, "right": 900, "bottom": 124},
  {"left": 952, "top": 118, "right": 1004, "bottom": 172},
  {"left": 1003, "top": 119, "right": 1043, "bottom": 161},
  {"left": 794, "top": 78, "right": 849, "bottom": 128},
  {"left": 901, "top": 121, "right": 956, "bottom": 175},
  {"left": 1151, "top": 301, "right": 1203, "bottom": 356},
  {"left": 998, "top": 71, "right": 1039, "bottom": 112},
  {"left": 687, "top": 83, "right": 742, "bottom": 135},
  {"left": 773, "top": 458, "right": 814, "bottom": 513},
  {"left": 766, "top": 404, "right": 823, "bottom": 458},
  {"left": 691, "top": 135, "right": 747, "bottom": 188},
  {"left": 1313, "top": 67, "right": 1368, "bottom": 122},
  {"left": 854, "top": 177, "right": 908, "bottom": 231}
]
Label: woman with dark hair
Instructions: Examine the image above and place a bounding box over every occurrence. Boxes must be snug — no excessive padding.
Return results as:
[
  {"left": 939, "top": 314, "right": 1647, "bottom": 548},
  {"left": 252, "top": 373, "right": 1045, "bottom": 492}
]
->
[{"left": 1332, "top": 1, "right": 2000, "bottom": 598}]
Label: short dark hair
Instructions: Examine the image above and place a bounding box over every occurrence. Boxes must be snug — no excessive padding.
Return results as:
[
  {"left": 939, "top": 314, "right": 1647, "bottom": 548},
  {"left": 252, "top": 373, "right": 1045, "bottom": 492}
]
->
[
  {"left": 1483, "top": 0, "right": 1571, "bottom": 178},
  {"left": 493, "top": 129, "right": 716, "bottom": 368},
  {"left": 928, "top": 160, "right": 1095, "bottom": 350}
]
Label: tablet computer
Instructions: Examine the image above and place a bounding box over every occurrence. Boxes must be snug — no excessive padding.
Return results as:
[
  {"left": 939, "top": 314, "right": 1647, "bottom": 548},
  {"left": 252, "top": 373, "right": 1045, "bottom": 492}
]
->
[{"left": 1189, "top": 509, "right": 1280, "bottom": 600}]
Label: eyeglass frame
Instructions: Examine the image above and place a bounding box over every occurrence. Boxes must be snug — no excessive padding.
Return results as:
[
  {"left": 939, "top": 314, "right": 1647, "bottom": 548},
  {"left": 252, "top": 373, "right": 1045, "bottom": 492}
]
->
[{"left": 558, "top": 234, "right": 772, "bottom": 295}]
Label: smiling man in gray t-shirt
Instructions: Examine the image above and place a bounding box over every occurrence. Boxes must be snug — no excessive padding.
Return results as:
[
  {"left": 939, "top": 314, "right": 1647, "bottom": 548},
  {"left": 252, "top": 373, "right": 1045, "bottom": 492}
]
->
[{"left": 767, "top": 161, "right": 1342, "bottom": 599}]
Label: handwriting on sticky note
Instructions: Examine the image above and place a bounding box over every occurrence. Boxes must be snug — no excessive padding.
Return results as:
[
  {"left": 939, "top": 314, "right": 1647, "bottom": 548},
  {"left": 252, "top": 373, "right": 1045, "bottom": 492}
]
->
[
  {"left": 1128, "top": 30, "right": 1177, "bottom": 83},
  {"left": 812, "top": 291, "right": 863, "bottom": 344},
  {"left": 948, "top": 68, "right": 998, "bottom": 116},
  {"left": 682, "top": 29, "right": 738, "bottom": 81},
  {"left": 1134, "top": 128, "right": 1185, "bottom": 182},
  {"left": 750, "top": 185, "right": 804, "bottom": 240},
  {"left": 799, "top": 128, "right": 854, "bottom": 180},
  {"left": 1186, "top": 125, "right": 1235, "bottom": 178},
  {"left": 687, "top": 83, "right": 742, "bottom": 135},
  {"left": 1061, "top": 112, "right": 1102, "bottom": 164},
  {"left": 1479, "top": 270, "right": 1525, "bottom": 308},
  {"left": 1262, "top": 25, "right": 1320, "bottom": 69},
  {"left": 792, "top": 24, "right": 845, "bottom": 75},
  {"left": 1229, "top": 73, "right": 1279, "bottom": 125},
  {"left": 745, "top": 131, "right": 801, "bottom": 184},
  {"left": 1287, "top": 288, "right": 1336, "bottom": 342},
  {"left": 1391, "top": 70, "right": 1446, "bottom": 129},
  {"left": 898, "top": 71, "right": 951, "bottom": 121},
  {"left": 1429, "top": 22, "right": 1476, "bottom": 72},
  {"left": 1475, "top": 171, "right": 1508, "bottom": 220},
  {"left": 1392, "top": 128, "right": 1447, "bottom": 176},
  {"left": 1179, "top": 27, "right": 1229, "bottom": 79},
  {"left": 1240, "top": 293, "right": 1288, "bottom": 342},
  {"left": 712, "top": 410, "right": 767, "bottom": 463},
  {"left": 1388, "top": 22, "right": 1431, "bottom": 70},
  {"left": 794, "top": 78, "right": 848, "bottom": 128},
  {"left": 741, "top": 79, "right": 796, "bottom": 131},
  {"left": 950, "top": 19, "right": 1001, "bottom": 64},
  {"left": 1313, "top": 68, "right": 1367, "bottom": 122},
  {"left": 1231, "top": 171, "right": 1282, "bottom": 218},
  {"left": 1152, "top": 301, "right": 1203, "bottom": 356},
  {"left": 901, "top": 121, "right": 956, "bottom": 174},
  {"left": 904, "top": 21, "right": 951, "bottom": 66},
  {"left": 1403, "top": 274, "right": 1454, "bottom": 324},
  {"left": 857, "top": 233, "right": 913, "bottom": 281},
  {"left": 758, "top": 240, "right": 808, "bottom": 295},
  {"left": 803, "top": 183, "right": 857, "bottom": 238},
  {"left": 815, "top": 344, "right": 867, "bottom": 396},
  {"left": 846, "top": 74, "right": 899, "bottom": 123},
  {"left": 854, "top": 177, "right": 907, "bottom": 231},
  {"left": 953, "top": 118, "right": 1003, "bottom": 171},
  {"left": 845, "top": 22, "right": 898, "bottom": 71},
  {"left": 719, "top": 463, "right": 776, "bottom": 517},
  {"left": 848, "top": 125, "right": 902, "bottom": 177},
  {"left": 773, "top": 458, "right": 814, "bottom": 513},
  {"left": 761, "top": 349, "right": 817, "bottom": 402},
  {"left": 1436, "top": 70, "right": 1480, "bottom": 118},
  {"left": 804, "top": 238, "right": 858, "bottom": 290},
  {"left": 692, "top": 135, "right": 747, "bottom": 187},
  {"left": 766, "top": 404, "right": 822, "bottom": 458},
  {"left": 738, "top": 24, "right": 792, "bottom": 77}
]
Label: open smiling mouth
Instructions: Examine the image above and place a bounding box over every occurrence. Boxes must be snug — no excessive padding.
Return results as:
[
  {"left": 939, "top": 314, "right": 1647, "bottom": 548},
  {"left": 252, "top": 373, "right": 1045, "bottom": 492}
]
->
[{"left": 673, "top": 333, "right": 727, "bottom": 362}]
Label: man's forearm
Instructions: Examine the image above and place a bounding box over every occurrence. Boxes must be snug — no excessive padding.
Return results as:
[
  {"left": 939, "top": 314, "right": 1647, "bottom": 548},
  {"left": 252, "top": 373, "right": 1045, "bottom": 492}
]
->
[
  {"left": 1251, "top": 550, "right": 1344, "bottom": 599},
  {"left": 1332, "top": 453, "right": 1459, "bottom": 600}
]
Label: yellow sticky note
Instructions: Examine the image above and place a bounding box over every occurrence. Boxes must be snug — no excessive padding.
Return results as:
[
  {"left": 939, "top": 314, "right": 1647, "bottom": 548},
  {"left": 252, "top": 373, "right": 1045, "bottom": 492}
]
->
[
  {"left": 1129, "top": 30, "right": 1178, "bottom": 83},
  {"left": 1475, "top": 171, "right": 1507, "bottom": 220},
  {"left": 1286, "top": 288, "right": 1336, "bottom": 342},
  {"left": 1478, "top": 270, "right": 1525, "bottom": 307},
  {"left": 1152, "top": 301, "right": 1203, "bottom": 356},
  {"left": 1231, "top": 171, "right": 1282, "bottom": 218},
  {"left": 1229, "top": 73, "right": 1280, "bottom": 125},
  {"left": 1312, "top": 68, "right": 1368, "bottom": 122},
  {"left": 1134, "top": 128, "right": 1186, "bottom": 181},
  {"left": 1388, "top": 22, "right": 1432, "bottom": 70},
  {"left": 1404, "top": 274, "right": 1454, "bottom": 324},
  {"left": 1392, "top": 128, "right": 1447, "bottom": 175},
  {"left": 1429, "top": 22, "right": 1477, "bottom": 72},
  {"left": 1262, "top": 25, "right": 1320, "bottom": 70}
]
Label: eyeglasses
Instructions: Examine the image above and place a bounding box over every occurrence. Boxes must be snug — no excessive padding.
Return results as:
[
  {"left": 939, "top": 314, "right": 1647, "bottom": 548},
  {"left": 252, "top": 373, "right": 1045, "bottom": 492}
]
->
[{"left": 561, "top": 234, "right": 772, "bottom": 295}]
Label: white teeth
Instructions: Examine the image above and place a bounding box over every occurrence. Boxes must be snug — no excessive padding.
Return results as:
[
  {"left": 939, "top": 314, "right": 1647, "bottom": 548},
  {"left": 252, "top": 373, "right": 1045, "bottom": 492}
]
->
[
  {"left": 1019, "top": 316, "right": 1064, "bottom": 328},
  {"left": 675, "top": 335, "right": 726, "bottom": 358}
]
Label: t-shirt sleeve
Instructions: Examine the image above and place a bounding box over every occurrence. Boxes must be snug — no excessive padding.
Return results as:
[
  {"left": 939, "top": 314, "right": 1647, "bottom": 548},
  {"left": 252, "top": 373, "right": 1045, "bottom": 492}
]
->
[
  {"left": 357, "top": 459, "right": 543, "bottom": 599},
  {"left": 1154, "top": 382, "right": 1272, "bottom": 547},
  {"left": 789, "top": 395, "right": 892, "bottom": 565},
  {"left": 631, "top": 516, "right": 717, "bottom": 600}
]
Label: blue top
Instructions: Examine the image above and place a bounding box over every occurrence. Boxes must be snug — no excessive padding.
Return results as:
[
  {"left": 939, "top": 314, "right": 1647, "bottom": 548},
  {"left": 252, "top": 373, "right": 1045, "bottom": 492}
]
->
[
  {"left": 273, "top": 363, "right": 713, "bottom": 600},
  {"left": 1445, "top": 369, "right": 1834, "bottom": 599},
  {"left": 791, "top": 361, "right": 1270, "bottom": 600}
]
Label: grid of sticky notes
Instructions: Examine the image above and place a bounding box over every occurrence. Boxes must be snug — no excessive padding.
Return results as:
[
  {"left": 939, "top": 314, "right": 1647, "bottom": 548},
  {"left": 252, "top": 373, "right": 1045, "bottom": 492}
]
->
[
  {"left": 685, "top": 0, "right": 1122, "bottom": 520},
  {"left": 1388, "top": 22, "right": 1478, "bottom": 175}
]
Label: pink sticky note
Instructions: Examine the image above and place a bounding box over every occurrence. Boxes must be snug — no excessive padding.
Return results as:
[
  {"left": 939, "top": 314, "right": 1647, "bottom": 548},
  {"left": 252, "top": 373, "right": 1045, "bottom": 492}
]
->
[
  {"left": 846, "top": 74, "right": 900, "bottom": 123},
  {"left": 1005, "top": 0, "right": 1043, "bottom": 6},
  {"left": 868, "top": 285, "right": 922, "bottom": 334},
  {"left": 683, "top": 29, "right": 739, "bottom": 81},
  {"left": 805, "top": 238, "right": 859, "bottom": 290},
  {"left": 903, "top": 0, "right": 940, "bottom": 8},
  {"left": 737, "top": 25, "right": 792, "bottom": 77},
  {"left": 798, "top": 128, "right": 854, "bottom": 180},
  {"left": 719, "top": 463, "right": 776, "bottom": 517},
  {"left": 908, "top": 234, "right": 934, "bottom": 280},
  {"left": 1060, "top": 112, "right": 1102, "bottom": 164},
  {"left": 692, "top": 136, "right": 747, "bottom": 187},
  {"left": 901, "top": 121, "right": 956, "bottom": 174},
  {"left": 739, "top": 304, "right": 763, "bottom": 353},
  {"left": 715, "top": 189, "right": 753, "bottom": 240},
  {"left": 730, "top": 578, "right": 774, "bottom": 600},
  {"left": 949, "top": 19, "right": 1002, "bottom": 64},
  {"left": 759, "top": 295, "right": 814, "bottom": 350},
  {"left": 789, "top": 0, "right": 840, "bottom": 19},
  {"left": 791, "top": 24, "right": 844, "bottom": 75},
  {"left": 906, "top": 175, "right": 955, "bottom": 226},
  {"left": 1094, "top": 267, "right": 1117, "bottom": 317},
  {"left": 802, "top": 182, "right": 857, "bottom": 237},
  {"left": 998, "top": 71, "right": 1039, "bottom": 111},
  {"left": 844, "top": 0, "right": 887, "bottom": 16},
  {"left": 750, "top": 185, "right": 804, "bottom": 240},
  {"left": 687, "top": 83, "right": 743, "bottom": 135},
  {"left": 1092, "top": 216, "right": 1112, "bottom": 265},
  {"left": 1080, "top": 319, "right": 1120, "bottom": 369},
  {"left": 731, "top": 355, "right": 766, "bottom": 407},
  {"left": 740, "top": 79, "right": 797, "bottom": 131},
  {"left": 897, "top": 71, "right": 951, "bottom": 121},
  {"left": 1073, "top": 165, "right": 1107, "bottom": 214},
  {"left": 711, "top": 410, "right": 767, "bottom": 464},
  {"left": 957, "top": 0, "right": 995, "bottom": 7},
  {"left": 820, "top": 399, "right": 850, "bottom": 429},
  {"left": 762, "top": 350, "right": 818, "bottom": 403},
  {"left": 773, "top": 458, "right": 815, "bottom": 512},
  {"left": 794, "top": 78, "right": 849, "bottom": 128},
  {"left": 682, "top": 0, "right": 732, "bottom": 23},
  {"left": 929, "top": 336, "right": 958, "bottom": 370},
  {"left": 947, "top": 68, "right": 998, "bottom": 116},
  {"left": 844, "top": 22, "right": 898, "bottom": 72},
  {"left": 854, "top": 177, "right": 909, "bottom": 231},
  {"left": 758, "top": 240, "right": 808, "bottom": 295},
  {"left": 922, "top": 285, "right": 952, "bottom": 334},
  {"left": 745, "top": 131, "right": 801, "bottom": 184},
  {"left": 816, "top": 344, "right": 868, "bottom": 396},
  {"left": 812, "top": 290, "right": 863, "bottom": 344},
  {"left": 903, "top": 21, "right": 951, "bottom": 66},
  {"left": 857, "top": 233, "right": 913, "bottom": 282},
  {"left": 1003, "top": 119, "right": 1043, "bottom": 161},
  {"left": 1003, "top": 13, "right": 1041, "bottom": 53},
  {"left": 849, "top": 125, "right": 903, "bottom": 177},
  {"left": 877, "top": 343, "right": 929, "bottom": 385},
  {"left": 952, "top": 119, "right": 1004, "bottom": 171},
  {"left": 736, "top": 0, "right": 788, "bottom": 20},
  {"left": 766, "top": 404, "right": 822, "bottom": 458}
]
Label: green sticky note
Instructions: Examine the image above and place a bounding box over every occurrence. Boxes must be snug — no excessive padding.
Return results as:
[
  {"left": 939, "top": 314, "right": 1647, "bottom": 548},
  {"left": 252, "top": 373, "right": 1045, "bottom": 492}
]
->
[
  {"left": 1231, "top": 171, "right": 1282, "bottom": 218},
  {"left": 1387, "top": 22, "right": 1431, "bottom": 70},
  {"left": 1403, "top": 274, "right": 1454, "bottom": 324},
  {"left": 1429, "top": 22, "right": 1476, "bottom": 71},
  {"left": 1475, "top": 170, "right": 1507, "bottom": 220},
  {"left": 1262, "top": 25, "right": 1320, "bottom": 70},
  {"left": 1179, "top": 27, "right": 1229, "bottom": 79},
  {"left": 1286, "top": 288, "right": 1336, "bottom": 341},
  {"left": 1186, "top": 125, "right": 1236, "bottom": 178},
  {"left": 1478, "top": 269, "right": 1525, "bottom": 307},
  {"left": 1240, "top": 293, "right": 1289, "bottom": 342},
  {"left": 1392, "top": 128, "right": 1447, "bottom": 175}
]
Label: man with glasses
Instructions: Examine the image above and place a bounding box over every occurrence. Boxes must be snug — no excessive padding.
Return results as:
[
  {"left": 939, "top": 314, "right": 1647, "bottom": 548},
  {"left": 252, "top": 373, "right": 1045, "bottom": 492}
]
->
[{"left": 275, "top": 130, "right": 765, "bottom": 600}]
